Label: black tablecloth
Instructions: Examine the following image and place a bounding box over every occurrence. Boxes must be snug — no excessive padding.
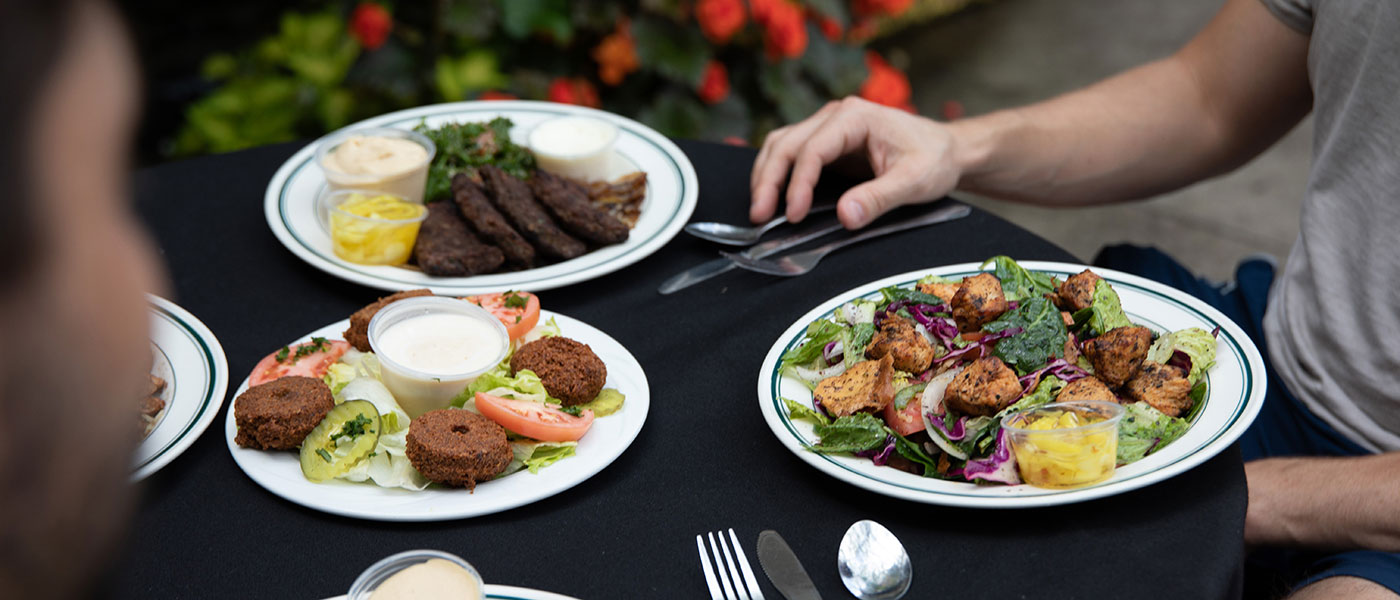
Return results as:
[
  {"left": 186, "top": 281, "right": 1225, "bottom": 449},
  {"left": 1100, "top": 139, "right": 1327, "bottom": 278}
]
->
[{"left": 107, "top": 140, "right": 1245, "bottom": 599}]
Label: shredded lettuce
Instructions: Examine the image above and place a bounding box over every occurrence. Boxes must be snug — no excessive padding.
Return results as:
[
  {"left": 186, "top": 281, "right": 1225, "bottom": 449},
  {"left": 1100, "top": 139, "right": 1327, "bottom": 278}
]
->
[
  {"left": 453, "top": 362, "right": 557, "bottom": 407},
  {"left": 1147, "top": 327, "right": 1218, "bottom": 384},
  {"left": 336, "top": 377, "right": 409, "bottom": 434},
  {"left": 324, "top": 349, "right": 382, "bottom": 394},
  {"left": 1116, "top": 402, "right": 1190, "bottom": 464},
  {"left": 337, "top": 427, "right": 430, "bottom": 490},
  {"left": 518, "top": 316, "right": 561, "bottom": 346},
  {"left": 1087, "top": 280, "right": 1134, "bottom": 335},
  {"left": 838, "top": 300, "right": 879, "bottom": 326}
]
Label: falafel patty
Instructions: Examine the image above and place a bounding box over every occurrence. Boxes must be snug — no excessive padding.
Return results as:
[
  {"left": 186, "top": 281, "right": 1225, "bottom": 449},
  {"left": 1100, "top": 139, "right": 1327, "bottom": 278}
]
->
[
  {"left": 234, "top": 376, "right": 335, "bottom": 450},
  {"left": 509, "top": 336, "right": 607, "bottom": 406},
  {"left": 406, "top": 409, "right": 513, "bottom": 489},
  {"left": 343, "top": 289, "right": 434, "bottom": 352}
]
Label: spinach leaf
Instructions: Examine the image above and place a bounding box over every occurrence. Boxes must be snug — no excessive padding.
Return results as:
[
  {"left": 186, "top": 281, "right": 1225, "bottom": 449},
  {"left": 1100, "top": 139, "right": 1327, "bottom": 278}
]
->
[
  {"left": 1086, "top": 279, "right": 1134, "bottom": 335},
  {"left": 877, "top": 285, "right": 947, "bottom": 310},
  {"left": 887, "top": 427, "right": 943, "bottom": 478},
  {"left": 983, "top": 296, "right": 1068, "bottom": 374},
  {"left": 981, "top": 256, "right": 1058, "bottom": 302},
  {"left": 784, "top": 397, "right": 831, "bottom": 426},
  {"left": 810, "top": 413, "right": 887, "bottom": 453}
]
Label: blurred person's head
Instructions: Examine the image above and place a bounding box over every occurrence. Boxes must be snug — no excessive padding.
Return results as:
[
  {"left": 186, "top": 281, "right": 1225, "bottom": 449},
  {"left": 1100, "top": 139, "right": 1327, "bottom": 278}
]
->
[{"left": 0, "top": 0, "right": 163, "bottom": 597}]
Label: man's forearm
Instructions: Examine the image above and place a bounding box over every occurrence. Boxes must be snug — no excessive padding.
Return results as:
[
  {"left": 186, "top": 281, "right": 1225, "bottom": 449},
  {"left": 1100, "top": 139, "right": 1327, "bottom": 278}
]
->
[
  {"left": 945, "top": 0, "right": 1310, "bottom": 207},
  {"left": 1247, "top": 454, "right": 1400, "bottom": 551}
]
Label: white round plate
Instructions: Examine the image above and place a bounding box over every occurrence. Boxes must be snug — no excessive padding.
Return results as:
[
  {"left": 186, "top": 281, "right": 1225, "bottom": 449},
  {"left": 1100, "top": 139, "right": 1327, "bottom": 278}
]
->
[
  {"left": 135, "top": 295, "right": 230, "bottom": 481},
  {"left": 758, "top": 261, "right": 1266, "bottom": 508},
  {"left": 226, "top": 310, "right": 649, "bottom": 521},
  {"left": 323, "top": 584, "right": 578, "bottom": 600},
  {"left": 265, "top": 100, "right": 698, "bottom": 295}
]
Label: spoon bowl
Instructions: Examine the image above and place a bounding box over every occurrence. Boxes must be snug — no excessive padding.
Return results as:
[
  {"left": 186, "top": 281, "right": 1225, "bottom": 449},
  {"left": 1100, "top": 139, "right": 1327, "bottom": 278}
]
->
[{"left": 838, "top": 520, "right": 912, "bottom": 600}]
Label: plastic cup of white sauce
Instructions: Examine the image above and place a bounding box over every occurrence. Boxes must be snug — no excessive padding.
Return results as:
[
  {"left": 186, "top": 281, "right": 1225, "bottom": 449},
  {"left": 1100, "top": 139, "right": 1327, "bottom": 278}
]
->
[
  {"left": 527, "top": 116, "right": 619, "bottom": 181},
  {"left": 367, "top": 297, "right": 509, "bottom": 419},
  {"left": 348, "top": 549, "right": 484, "bottom": 600},
  {"left": 317, "top": 126, "right": 437, "bottom": 204}
]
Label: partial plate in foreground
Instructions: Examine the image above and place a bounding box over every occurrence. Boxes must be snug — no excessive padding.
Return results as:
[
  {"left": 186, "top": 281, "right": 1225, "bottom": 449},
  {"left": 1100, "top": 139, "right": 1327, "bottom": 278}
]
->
[
  {"left": 757, "top": 261, "right": 1266, "bottom": 508},
  {"left": 322, "top": 584, "right": 579, "bottom": 600},
  {"left": 265, "top": 100, "right": 698, "bottom": 295},
  {"left": 226, "top": 310, "right": 649, "bottom": 521},
  {"left": 135, "top": 295, "right": 229, "bottom": 481}
]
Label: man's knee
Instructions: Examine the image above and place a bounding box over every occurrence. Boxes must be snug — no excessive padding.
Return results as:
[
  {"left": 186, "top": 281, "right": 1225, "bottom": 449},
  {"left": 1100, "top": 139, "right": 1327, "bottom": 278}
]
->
[{"left": 1289, "top": 575, "right": 1399, "bottom": 600}]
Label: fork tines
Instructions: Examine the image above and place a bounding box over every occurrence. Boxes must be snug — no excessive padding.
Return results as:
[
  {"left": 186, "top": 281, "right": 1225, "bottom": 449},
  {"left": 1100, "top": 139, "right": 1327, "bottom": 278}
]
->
[{"left": 696, "top": 528, "right": 766, "bottom": 600}]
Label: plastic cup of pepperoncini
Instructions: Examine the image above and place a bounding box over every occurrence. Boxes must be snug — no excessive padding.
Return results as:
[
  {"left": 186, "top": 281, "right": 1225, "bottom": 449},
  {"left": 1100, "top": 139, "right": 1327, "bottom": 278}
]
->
[
  {"left": 1003, "top": 400, "right": 1124, "bottom": 489},
  {"left": 322, "top": 190, "right": 428, "bottom": 266}
]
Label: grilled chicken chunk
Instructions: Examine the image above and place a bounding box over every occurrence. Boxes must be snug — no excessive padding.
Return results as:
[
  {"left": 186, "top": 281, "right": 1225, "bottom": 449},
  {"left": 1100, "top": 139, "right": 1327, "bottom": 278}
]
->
[
  {"left": 815, "top": 355, "right": 895, "bottom": 417},
  {"left": 1055, "top": 376, "right": 1118, "bottom": 404},
  {"left": 1082, "top": 326, "right": 1153, "bottom": 387},
  {"left": 1055, "top": 269, "right": 1102, "bottom": 312},
  {"left": 950, "top": 273, "right": 1009, "bottom": 332},
  {"left": 944, "top": 356, "right": 1022, "bottom": 417},
  {"left": 1124, "top": 361, "right": 1194, "bottom": 417},
  {"left": 865, "top": 316, "right": 935, "bottom": 373}
]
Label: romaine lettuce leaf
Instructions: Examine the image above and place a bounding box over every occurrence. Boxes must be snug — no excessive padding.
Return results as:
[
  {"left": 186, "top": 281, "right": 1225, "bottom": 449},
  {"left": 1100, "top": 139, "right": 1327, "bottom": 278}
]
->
[
  {"left": 1087, "top": 280, "right": 1134, "bottom": 335},
  {"left": 810, "top": 413, "right": 888, "bottom": 453},
  {"left": 780, "top": 320, "right": 846, "bottom": 370},
  {"left": 980, "top": 256, "right": 1057, "bottom": 302},
  {"left": 499, "top": 441, "right": 579, "bottom": 476},
  {"left": 1116, "top": 402, "right": 1190, "bottom": 464},
  {"left": 784, "top": 397, "right": 831, "bottom": 425},
  {"left": 1147, "top": 327, "right": 1218, "bottom": 384}
]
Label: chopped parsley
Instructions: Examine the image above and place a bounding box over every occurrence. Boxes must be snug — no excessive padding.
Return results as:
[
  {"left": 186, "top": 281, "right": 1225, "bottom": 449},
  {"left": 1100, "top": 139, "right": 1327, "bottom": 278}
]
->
[
  {"left": 280, "top": 337, "right": 330, "bottom": 364},
  {"left": 329, "top": 414, "right": 374, "bottom": 443},
  {"left": 275, "top": 346, "right": 290, "bottom": 362},
  {"left": 316, "top": 448, "right": 333, "bottom": 463},
  {"left": 558, "top": 405, "right": 583, "bottom": 416},
  {"left": 504, "top": 292, "right": 528, "bottom": 309},
  {"left": 514, "top": 316, "right": 522, "bottom": 323}
]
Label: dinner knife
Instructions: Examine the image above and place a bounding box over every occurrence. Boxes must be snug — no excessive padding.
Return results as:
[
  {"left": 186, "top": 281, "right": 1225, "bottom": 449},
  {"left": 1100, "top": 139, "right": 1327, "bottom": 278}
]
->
[
  {"left": 756, "top": 530, "right": 823, "bottom": 600},
  {"left": 657, "top": 219, "right": 844, "bottom": 294}
]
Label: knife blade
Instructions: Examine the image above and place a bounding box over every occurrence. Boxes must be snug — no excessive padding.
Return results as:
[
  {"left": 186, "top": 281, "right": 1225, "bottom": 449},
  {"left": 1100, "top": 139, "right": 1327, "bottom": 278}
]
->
[
  {"left": 658, "top": 219, "right": 844, "bottom": 294},
  {"left": 757, "top": 530, "right": 823, "bottom": 600}
]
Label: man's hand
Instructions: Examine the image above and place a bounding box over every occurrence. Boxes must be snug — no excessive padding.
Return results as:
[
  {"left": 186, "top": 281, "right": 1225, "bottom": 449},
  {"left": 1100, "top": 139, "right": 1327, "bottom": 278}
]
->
[{"left": 749, "top": 97, "right": 964, "bottom": 229}]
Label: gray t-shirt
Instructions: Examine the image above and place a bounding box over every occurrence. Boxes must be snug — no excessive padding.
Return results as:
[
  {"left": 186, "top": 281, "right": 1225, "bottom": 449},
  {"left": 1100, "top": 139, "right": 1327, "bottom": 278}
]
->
[{"left": 1260, "top": 0, "right": 1400, "bottom": 451}]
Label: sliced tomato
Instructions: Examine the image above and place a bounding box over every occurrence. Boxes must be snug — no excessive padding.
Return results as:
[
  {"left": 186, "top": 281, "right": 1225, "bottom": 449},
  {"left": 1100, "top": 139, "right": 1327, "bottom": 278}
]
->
[
  {"left": 882, "top": 394, "right": 926, "bottom": 436},
  {"left": 474, "top": 392, "right": 593, "bottom": 442},
  {"left": 248, "top": 339, "right": 350, "bottom": 387},
  {"left": 461, "top": 292, "right": 541, "bottom": 342}
]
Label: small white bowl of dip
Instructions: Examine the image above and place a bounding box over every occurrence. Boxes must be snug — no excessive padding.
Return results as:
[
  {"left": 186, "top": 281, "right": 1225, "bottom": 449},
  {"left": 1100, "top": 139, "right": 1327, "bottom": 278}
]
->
[
  {"left": 367, "top": 296, "right": 509, "bottom": 419},
  {"left": 349, "top": 549, "right": 484, "bottom": 600},
  {"left": 527, "top": 116, "right": 619, "bottom": 181},
  {"left": 317, "top": 127, "right": 437, "bottom": 204}
]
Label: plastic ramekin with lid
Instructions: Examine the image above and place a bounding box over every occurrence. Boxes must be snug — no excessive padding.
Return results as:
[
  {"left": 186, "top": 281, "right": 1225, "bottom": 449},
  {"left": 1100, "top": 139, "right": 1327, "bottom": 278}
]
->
[
  {"left": 527, "top": 116, "right": 619, "bottom": 180},
  {"left": 348, "top": 549, "right": 484, "bottom": 600},
  {"left": 1002, "top": 400, "right": 1125, "bottom": 489},
  {"left": 316, "top": 126, "right": 436, "bottom": 204},
  {"left": 367, "top": 296, "right": 509, "bottom": 419}
]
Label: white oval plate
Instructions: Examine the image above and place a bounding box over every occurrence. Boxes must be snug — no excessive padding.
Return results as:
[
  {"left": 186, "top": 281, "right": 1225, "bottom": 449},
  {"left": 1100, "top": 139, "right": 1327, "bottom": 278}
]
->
[
  {"left": 265, "top": 100, "right": 698, "bottom": 295},
  {"left": 323, "top": 584, "right": 578, "bottom": 600},
  {"left": 135, "top": 295, "right": 230, "bottom": 481},
  {"left": 226, "top": 310, "right": 649, "bottom": 521},
  {"left": 758, "top": 261, "right": 1266, "bottom": 508}
]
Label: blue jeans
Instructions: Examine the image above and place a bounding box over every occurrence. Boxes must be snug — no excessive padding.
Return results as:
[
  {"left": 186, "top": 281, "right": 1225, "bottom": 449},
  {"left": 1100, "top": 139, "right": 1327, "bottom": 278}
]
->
[{"left": 1093, "top": 245, "right": 1400, "bottom": 599}]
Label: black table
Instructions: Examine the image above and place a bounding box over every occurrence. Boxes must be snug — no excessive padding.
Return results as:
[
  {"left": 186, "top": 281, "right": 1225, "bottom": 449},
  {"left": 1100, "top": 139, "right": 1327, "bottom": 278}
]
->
[{"left": 108, "top": 140, "right": 1245, "bottom": 599}]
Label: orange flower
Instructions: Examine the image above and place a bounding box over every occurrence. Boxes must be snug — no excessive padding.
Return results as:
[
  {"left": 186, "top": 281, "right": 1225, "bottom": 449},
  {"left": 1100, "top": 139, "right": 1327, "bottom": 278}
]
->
[
  {"left": 697, "top": 0, "right": 746, "bottom": 44},
  {"left": 592, "top": 19, "right": 639, "bottom": 86},
  {"left": 761, "top": 1, "right": 807, "bottom": 59},
  {"left": 697, "top": 61, "right": 730, "bottom": 104},
  {"left": 547, "top": 77, "right": 601, "bottom": 108},
  {"left": 750, "top": 0, "right": 780, "bottom": 25},
  {"left": 478, "top": 90, "right": 517, "bottom": 101},
  {"left": 859, "top": 51, "right": 913, "bottom": 111},
  {"left": 348, "top": 2, "right": 392, "bottom": 50},
  {"left": 854, "top": 0, "right": 914, "bottom": 18}
]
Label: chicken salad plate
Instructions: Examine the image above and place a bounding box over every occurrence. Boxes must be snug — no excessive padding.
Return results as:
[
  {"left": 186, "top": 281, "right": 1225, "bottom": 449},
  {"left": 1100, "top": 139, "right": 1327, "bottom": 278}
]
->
[
  {"left": 757, "top": 258, "right": 1266, "bottom": 508},
  {"left": 135, "top": 295, "right": 230, "bottom": 481},
  {"left": 226, "top": 291, "right": 649, "bottom": 521},
  {"left": 265, "top": 100, "right": 697, "bottom": 295}
]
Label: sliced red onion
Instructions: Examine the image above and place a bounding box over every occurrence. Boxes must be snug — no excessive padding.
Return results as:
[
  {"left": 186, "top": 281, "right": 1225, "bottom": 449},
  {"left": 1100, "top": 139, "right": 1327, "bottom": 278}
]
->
[
  {"left": 933, "top": 326, "right": 1024, "bottom": 364},
  {"left": 1167, "top": 349, "right": 1192, "bottom": 375},
  {"left": 855, "top": 435, "right": 897, "bottom": 466},
  {"left": 823, "top": 340, "right": 844, "bottom": 366},
  {"left": 928, "top": 414, "right": 967, "bottom": 441}
]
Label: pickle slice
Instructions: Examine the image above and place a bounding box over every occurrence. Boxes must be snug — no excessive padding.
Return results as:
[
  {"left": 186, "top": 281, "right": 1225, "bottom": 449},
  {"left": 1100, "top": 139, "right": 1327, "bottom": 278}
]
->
[{"left": 299, "top": 399, "right": 382, "bottom": 482}]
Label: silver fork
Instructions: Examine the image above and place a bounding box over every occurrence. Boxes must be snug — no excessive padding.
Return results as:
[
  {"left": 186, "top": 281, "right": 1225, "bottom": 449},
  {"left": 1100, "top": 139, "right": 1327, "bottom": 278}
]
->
[
  {"left": 697, "top": 528, "right": 767, "bottom": 600},
  {"left": 722, "top": 203, "right": 971, "bottom": 276}
]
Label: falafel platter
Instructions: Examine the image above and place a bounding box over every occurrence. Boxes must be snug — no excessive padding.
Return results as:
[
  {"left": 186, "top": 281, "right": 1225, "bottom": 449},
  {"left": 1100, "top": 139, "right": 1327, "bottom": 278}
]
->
[
  {"left": 225, "top": 290, "right": 649, "bottom": 521},
  {"left": 758, "top": 258, "right": 1266, "bottom": 508}
]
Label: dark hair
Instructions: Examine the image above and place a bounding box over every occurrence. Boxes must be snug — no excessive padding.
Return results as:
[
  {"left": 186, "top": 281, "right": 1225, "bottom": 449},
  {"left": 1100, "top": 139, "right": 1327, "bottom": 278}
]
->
[{"left": 0, "top": 1, "right": 75, "bottom": 286}]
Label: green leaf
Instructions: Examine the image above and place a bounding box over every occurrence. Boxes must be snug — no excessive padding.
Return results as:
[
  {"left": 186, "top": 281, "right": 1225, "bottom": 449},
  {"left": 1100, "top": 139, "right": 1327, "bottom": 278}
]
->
[
  {"left": 877, "top": 285, "right": 947, "bottom": 308},
  {"left": 633, "top": 17, "right": 711, "bottom": 87},
  {"left": 980, "top": 256, "right": 1057, "bottom": 303},
  {"left": 888, "top": 428, "right": 941, "bottom": 477},
  {"left": 637, "top": 91, "right": 708, "bottom": 139},
  {"left": 523, "top": 443, "right": 577, "bottom": 473},
  {"left": 810, "top": 413, "right": 887, "bottom": 453},
  {"left": 800, "top": 24, "right": 866, "bottom": 96},
  {"left": 759, "top": 61, "right": 826, "bottom": 124},
  {"left": 1087, "top": 279, "right": 1135, "bottom": 336},
  {"left": 499, "top": 0, "right": 571, "bottom": 42},
  {"left": 984, "top": 296, "right": 1069, "bottom": 374},
  {"left": 444, "top": 0, "right": 499, "bottom": 40},
  {"left": 784, "top": 397, "right": 831, "bottom": 426},
  {"left": 434, "top": 51, "right": 509, "bottom": 101},
  {"left": 780, "top": 319, "right": 847, "bottom": 369},
  {"left": 201, "top": 53, "right": 238, "bottom": 80},
  {"left": 995, "top": 375, "right": 1065, "bottom": 418},
  {"left": 1117, "top": 402, "right": 1190, "bottom": 464}
]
